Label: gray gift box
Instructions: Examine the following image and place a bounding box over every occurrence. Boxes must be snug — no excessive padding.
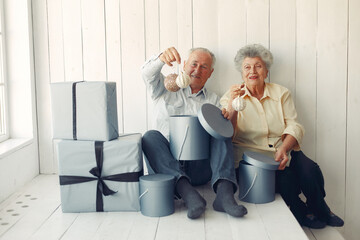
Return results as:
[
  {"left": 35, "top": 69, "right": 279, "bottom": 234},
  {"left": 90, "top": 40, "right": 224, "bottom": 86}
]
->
[
  {"left": 50, "top": 81, "right": 119, "bottom": 141},
  {"left": 238, "top": 151, "right": 280, "bottom": 204},
  {"left": 169, "top": 103, "right": 234, "bottom": 161},
  {"left": 57, "top": 134, "right": 143, "bottom": 212}
]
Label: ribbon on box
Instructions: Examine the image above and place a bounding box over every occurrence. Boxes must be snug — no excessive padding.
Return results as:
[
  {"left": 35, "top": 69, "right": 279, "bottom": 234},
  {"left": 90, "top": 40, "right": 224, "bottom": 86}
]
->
[
  {"left": 72, "top": 81, "right": 85, "bottom": 140},
  {"left": 59, "top": 141, "right": 143, "bottom": 212}
]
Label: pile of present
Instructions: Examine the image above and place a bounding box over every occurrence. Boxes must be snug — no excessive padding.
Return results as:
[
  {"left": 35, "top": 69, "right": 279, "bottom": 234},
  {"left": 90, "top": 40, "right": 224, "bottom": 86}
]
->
[{"left": 51, "top": 81, "right": 143, "bottom": 212}]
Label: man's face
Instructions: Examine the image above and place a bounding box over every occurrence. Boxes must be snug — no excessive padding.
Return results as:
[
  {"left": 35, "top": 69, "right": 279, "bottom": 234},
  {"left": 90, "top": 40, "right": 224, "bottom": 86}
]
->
[{"left": 183, "top": 50, "right": 214, "bottom": 92}]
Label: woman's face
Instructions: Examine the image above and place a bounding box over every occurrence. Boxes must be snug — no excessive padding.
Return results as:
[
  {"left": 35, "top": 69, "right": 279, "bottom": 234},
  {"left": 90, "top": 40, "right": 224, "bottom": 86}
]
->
[{"left": 241, "top": 57, "right": 268, "bottom": 88}]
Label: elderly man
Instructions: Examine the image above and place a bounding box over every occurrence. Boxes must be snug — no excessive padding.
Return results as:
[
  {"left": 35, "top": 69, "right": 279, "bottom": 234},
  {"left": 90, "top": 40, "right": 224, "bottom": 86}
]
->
[{"left": 141, "top": 47, "right": 247, "bottom": 219}]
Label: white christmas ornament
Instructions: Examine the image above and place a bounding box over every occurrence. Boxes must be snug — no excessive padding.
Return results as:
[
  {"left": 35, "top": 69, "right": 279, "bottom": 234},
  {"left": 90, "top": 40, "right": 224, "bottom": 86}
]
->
[
  {"left": 176, "top": 71, "right": 191, "bottom": 88},
  {"left": 232, "top": 96, "right": 246, "bottom": 111}
]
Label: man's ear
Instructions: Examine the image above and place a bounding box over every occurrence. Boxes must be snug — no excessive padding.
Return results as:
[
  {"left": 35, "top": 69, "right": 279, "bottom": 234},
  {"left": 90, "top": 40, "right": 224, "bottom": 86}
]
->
[{"left": 209, "top": 68, "right": 214, "bottom": 77}]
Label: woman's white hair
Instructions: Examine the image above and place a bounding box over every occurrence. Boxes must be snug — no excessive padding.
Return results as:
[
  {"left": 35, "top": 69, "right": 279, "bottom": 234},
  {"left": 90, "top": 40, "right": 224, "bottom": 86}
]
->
[
  {"left": 234, "top": 44, "right": 273, "bottom": 72},
  {"left": 188, "top": 47, "right": 216, "bottom": 68}
]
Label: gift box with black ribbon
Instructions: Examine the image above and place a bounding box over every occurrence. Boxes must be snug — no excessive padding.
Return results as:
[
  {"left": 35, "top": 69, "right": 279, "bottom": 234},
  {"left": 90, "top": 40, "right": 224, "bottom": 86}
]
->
[
  {"left": 51, "top": 81, "right": 119, "bottom": 141},
  {"left": 57, "top": 134, "right": 143, "bottom": 212}
]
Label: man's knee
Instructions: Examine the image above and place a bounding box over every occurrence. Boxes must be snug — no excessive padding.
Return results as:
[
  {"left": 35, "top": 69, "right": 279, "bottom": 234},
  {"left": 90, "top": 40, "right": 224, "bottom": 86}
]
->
[
  {"left": 142, "top": 130, "right": 165, "bottom": 146},
  {"left": 143, "top": 130, "right": 161, "bottom": 141}
]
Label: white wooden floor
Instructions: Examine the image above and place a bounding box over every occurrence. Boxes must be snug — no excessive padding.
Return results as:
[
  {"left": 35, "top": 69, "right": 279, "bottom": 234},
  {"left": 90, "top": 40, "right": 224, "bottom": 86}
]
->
[{"left": 0, "top": 175, "right": 345, "bottom": 240}]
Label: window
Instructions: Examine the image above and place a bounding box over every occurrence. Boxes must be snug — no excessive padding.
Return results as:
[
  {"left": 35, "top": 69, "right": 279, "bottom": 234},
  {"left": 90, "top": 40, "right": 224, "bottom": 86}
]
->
[{"left": 0, "top": 0, "right": 8, "bottom": 142}]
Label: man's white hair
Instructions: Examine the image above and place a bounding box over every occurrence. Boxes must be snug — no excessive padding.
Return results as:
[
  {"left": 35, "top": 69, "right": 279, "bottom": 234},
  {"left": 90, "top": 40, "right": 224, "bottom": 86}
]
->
[{"left": 188, "top": 47, "right": 216, "bottom": 68}]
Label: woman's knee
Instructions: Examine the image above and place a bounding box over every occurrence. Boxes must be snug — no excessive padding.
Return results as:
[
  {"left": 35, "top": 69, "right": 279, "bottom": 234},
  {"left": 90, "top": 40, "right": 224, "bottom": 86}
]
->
[{"left": 291, "top": 151, "right": 319, "bottom": 173}]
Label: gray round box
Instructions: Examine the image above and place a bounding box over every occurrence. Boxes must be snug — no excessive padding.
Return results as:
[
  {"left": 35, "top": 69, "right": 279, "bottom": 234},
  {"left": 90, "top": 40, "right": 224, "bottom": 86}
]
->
[
  {"left": 139, "top": 174, "right": 175, "bottom": 217},
  {"left": 169, "top": 103, "right": 234, "bottom": 161},
  {"left": 198, "top": 103, "right": 234, "bottom": 140},
  {"left": 169, "top": 115, "right": 210, "bottom": 160},
  {"left": 238, "top": 151, "right": 280, "bottom": 204}
]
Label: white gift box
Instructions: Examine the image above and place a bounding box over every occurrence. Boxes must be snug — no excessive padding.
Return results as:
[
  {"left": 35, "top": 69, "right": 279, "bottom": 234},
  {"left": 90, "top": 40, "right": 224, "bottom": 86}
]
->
[
  {"left": 57, "top": 134, "right": 143, "bottom": 212},
  {"left": 51, "top": 81, "right": 119, "bottom": 141}
]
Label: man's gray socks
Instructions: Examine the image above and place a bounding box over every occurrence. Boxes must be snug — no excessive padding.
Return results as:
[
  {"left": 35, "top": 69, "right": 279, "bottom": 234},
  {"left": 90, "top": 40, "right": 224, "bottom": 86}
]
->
[
  {"left": 176, "top": 177, "right": 206, "bottom": 219},
  {"left": 213, "top": 180, "right": 248, "bottom": 217}
]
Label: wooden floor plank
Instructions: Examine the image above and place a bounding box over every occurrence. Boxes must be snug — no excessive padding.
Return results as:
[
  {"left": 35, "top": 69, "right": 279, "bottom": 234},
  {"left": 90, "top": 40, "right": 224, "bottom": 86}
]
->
[
  {"left": 126, "top": 213, "right": 159, "bottom": 240},
  {"left": 60, "top": 212, "right": 109, "bottom": 240},
  {"left": 202, "top": 185, "right": 234, "bottom": 240},
  {"left": 156, "top": 201, "right": 205, "bottom": 240},
  {"left": 303, "top": 227, "right": 317, "bottom": 240},
  {"left": 256, "top": 195, "right": 309, "bottom": 240},
  {"left": 0, "top": 175, "right": 60, "bottom": 239},
  {"left": 0, "top": 195, "right": 60, "bottom": 240},
  {"left": 0, "top": 175, "right": 345, "bottom": 240},
  {"left": 309, "top": 227, "right": 345, "bottom": 240},
  {"left": 91, "top": 212, "right": 139, "bottom": 239},
  {"left": 228, "top": 202, "right": 271, "bottom": 240},
  {"left": 155, "top": 185, "right": 207, "bottom": 240},
  {"left": 28, "top": 207, "right": 78, "bottom": 240}
]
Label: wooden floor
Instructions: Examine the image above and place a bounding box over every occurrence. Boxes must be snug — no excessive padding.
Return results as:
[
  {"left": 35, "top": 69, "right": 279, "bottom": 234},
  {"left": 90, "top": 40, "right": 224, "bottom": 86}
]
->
[{"left": 0, "top": 175, "right": 345, "bottom": 240}]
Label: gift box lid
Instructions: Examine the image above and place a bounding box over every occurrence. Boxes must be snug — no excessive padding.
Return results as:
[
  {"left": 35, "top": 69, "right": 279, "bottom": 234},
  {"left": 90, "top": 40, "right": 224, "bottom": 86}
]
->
[
  {"left": 198, "top": 103, "right": 234, "bottom": 140},
  {"left": 242, "top": 151, "right": 280, "bottom": 170},
  {"left": 140, "top": 174, "right": 175, "bottom": 187}
]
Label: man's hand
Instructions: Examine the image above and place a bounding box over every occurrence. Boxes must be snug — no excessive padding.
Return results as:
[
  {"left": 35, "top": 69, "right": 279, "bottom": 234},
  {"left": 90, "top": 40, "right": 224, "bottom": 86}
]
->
[
  {"left": 159, "top": 47, "right": 181, "bottom": 66},
  {"left": 274, "top": 146, "right": 289, "bottom": 170}
]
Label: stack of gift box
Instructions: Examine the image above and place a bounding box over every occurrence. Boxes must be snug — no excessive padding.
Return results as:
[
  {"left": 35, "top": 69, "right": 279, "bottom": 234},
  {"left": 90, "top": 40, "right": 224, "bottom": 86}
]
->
[{"left": 50, "top": 81, "right": 143, "bottom": 212}]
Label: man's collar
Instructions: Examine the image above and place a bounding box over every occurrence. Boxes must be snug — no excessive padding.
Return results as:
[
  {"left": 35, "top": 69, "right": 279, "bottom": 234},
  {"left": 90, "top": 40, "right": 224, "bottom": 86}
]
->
[{"left": 186, "top": 86, "right": 207, "bottom": 97}]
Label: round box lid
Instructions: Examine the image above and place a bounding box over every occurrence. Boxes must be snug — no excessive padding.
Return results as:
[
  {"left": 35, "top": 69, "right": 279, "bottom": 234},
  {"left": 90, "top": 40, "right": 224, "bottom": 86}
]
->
[
  {"left": 198, "top": 103, "right": 234, "bottom": 140},
  {"left": 140, "top": 174, "right": 175, "bottom": 187},
  {"left": 243, "top": 151, "right": 280, "bottom": 170}
]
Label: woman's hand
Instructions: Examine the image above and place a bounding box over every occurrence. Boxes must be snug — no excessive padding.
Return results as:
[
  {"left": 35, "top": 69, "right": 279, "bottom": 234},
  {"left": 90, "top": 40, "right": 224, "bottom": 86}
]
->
[
  {"left": 229, "top": 83, "right": 245, "bottom": 101},
  {"left": 222, "top": 83, "right": 246, "bottom": 130},
  {"left": 274, "top": 134, "right": 299, "bottom": 170},
  {"left": 275, "top": 146, "right": 289, "bottom": 170},
  {"left": 221, "top": 108, "right": 235, "bottom": 120},
  {"left": 227, "top": 83, "right": 245, "bottom": 112}
]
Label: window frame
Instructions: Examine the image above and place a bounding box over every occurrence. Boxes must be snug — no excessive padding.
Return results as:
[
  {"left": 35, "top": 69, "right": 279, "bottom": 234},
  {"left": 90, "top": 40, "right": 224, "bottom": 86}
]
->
[{"left": 0, "top": 0, "right": 9, "bottom": 143}]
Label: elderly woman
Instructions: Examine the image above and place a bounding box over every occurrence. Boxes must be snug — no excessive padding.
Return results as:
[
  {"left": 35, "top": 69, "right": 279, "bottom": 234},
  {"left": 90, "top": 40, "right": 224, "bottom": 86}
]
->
[{"left": 220, "top": 44, "right": 344, "bottom": 229}]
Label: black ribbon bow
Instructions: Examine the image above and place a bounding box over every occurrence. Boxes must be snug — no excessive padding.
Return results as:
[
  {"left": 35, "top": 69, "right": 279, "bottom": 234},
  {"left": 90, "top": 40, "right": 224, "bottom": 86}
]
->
[{"left": 59, "top": 141, "right": 142, "bottom": 212}]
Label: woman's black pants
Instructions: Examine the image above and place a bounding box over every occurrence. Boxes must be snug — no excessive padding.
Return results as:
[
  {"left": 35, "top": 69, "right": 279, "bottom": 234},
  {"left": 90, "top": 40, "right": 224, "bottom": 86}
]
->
[{"left": 275, "top": 150, "right": 331, "bottom": 223}]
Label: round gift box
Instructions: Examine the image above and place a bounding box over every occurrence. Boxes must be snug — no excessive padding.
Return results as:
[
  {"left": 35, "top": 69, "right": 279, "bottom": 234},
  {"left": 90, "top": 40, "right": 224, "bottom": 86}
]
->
[
  {"left": 238, "top": 151, "right": 280, "bottom": 204},
  {"left": 169, "top": 103, "right": 234, "bottom": 161},
  {"left": 139, "top": 174, "right": 175, "bottom": 217},
  {"left": 198, "top": 103, "right": 234, "bottom": 140},
  {"left": 169, "top": 115, "right": 210, "bottom": 160}
]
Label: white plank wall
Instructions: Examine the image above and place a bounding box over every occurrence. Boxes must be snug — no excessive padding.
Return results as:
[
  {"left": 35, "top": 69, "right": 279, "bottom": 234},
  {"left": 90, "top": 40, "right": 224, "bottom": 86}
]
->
[
  {"left": 144, "top": 0, "right": 159, "bottom": 131},
  {"left": 246, "top": 0, "right": 269, "bottom": 47},
  {"left": 32, "top": 0, "right": 55, "bottom": 173},
  {"left": 62, "top": 0, "right": 83, "bottom": 82},
  {"left": 217, "top": 0, "right": 246, "bottom": 94},
  {"left": 295, "top": 0, "right": 317, "bottom": 159},
  {"left": 104, "top": 0, "right": 124, "bottom": 133},
  {"left": 316, "top": 0, "right": 347, "bottom": 220},
  {"left": 346, "top": 0, "right": 360, "bottom": 240},
  {"left": 119, "top": 0, "right": 147, "bottom": 134},
  {"left": 30, "top": 0, "right": 360, "bottom": 239},
  {"left": 269, "top": 0, "right": 296, "bottom": 94},
  {"left": 81, "top": 0, "right": 107, "bottom": 82}
]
